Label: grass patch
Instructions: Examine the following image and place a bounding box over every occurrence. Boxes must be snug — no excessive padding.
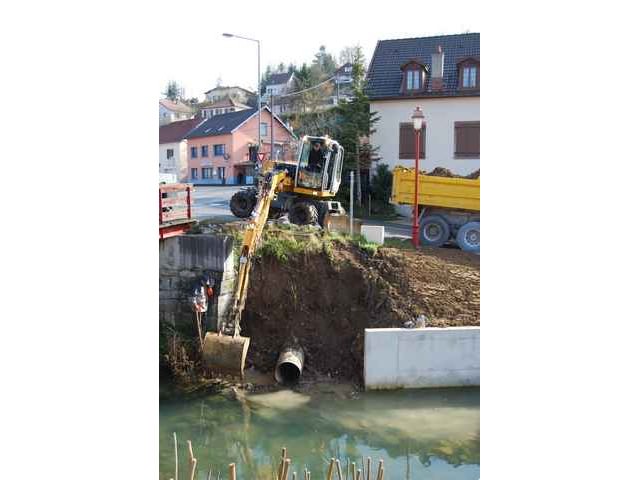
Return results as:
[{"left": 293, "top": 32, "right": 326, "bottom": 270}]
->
[
  {"left": 255, "top": 228, "right": 324, "bottom": 263},
  {"left": 382, "top": 237, "right": 415, "bottom": 250},
  {"left": 350, "top": 234, "right": 380, "bottom": 256}
]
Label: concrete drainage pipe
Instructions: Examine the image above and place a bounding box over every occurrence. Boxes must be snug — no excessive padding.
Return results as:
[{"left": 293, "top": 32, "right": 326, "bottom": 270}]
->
[{"left": 274, "top": 346, "right": 305, "bottom": 384}]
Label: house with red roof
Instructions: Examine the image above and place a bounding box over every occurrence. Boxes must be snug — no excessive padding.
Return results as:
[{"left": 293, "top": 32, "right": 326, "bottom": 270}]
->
[
  {"left": 199, "top": 97, "right": 250, "bottom": 119},
  {"left": 159, "top": 117, "right": 204, "bottom": 182},
  {"left": 159, "top": 99, "right": 195, "bottom": 126}
]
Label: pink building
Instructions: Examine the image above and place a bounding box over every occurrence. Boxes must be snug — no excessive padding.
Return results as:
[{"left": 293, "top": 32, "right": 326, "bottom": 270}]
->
[{"left": 185, "top": 107, "right": 296, "bottom": 185}]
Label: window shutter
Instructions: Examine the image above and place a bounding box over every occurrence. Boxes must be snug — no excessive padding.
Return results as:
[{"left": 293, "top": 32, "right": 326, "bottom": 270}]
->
[
  {"left": 455, "top": 122, "right": 480, "bottom": 157},
  {"left": 399, "top": 123, "right": 426, "bottom": 159}
]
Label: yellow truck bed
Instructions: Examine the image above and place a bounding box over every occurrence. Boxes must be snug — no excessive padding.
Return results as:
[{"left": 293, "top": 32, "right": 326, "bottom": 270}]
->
[{"left": 391, "top": 167, "right": 480, "bottom": 212}]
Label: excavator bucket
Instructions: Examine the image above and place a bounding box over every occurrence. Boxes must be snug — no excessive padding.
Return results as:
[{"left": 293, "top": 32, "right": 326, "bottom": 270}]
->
[{"left": 202, "top": 333, "right": 250, "bottom": 377}]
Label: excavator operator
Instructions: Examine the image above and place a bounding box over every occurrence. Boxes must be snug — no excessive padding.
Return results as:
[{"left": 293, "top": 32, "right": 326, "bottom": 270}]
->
[{"left": 307, "top": 141, "right": 324, "bottom": 172}]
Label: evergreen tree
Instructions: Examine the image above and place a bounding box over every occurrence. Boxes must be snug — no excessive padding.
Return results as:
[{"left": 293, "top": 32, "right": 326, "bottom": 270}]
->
[{"left": 163, "top": 80, "right": 182, "bottom": 101}]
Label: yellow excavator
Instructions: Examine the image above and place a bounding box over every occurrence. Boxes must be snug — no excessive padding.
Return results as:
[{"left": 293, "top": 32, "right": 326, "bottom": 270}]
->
[
  {"left": 229, "top": 135, "right": 346, "bottom": 226},
  {"left": 202, "top": 135, "right": 346, "bottom": 376}
]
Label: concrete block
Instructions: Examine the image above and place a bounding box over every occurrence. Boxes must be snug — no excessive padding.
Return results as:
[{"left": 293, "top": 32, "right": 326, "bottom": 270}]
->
[
  {"left": 361, "top": 225, "right": 385, "bottom": 244},
  {"left": 159, "top": 235, "right": 234, "bottom": 272},
  {"left": 364, "top": 327, "right": 480, "bottom": 389}
]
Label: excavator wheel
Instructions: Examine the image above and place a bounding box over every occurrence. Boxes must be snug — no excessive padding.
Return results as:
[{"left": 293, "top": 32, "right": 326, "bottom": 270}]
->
[
  {"left": 230, "top": 188, "right": 257, "bottom": 218},
  {"left": 288, "top": 201, "right": 319, "bottom": 225}
]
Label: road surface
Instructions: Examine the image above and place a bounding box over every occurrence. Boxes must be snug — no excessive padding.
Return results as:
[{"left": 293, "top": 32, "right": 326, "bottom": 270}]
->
[{"left": 191, "top": 185, "right": 412, "bottom": 238}]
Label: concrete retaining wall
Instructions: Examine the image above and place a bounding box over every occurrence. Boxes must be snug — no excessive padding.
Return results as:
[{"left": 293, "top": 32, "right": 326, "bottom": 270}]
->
[
  {"left": 159, "top": 234, "right": 236, "bottom": 332},
  {"left": 364, "top": 327, "right": 479, "bottom": 389}
]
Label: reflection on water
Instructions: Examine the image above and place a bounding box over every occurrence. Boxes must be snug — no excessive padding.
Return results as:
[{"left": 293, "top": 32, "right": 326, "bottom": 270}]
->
[{"left": 160, "top": 385, "right": 479, "bottom": 479}]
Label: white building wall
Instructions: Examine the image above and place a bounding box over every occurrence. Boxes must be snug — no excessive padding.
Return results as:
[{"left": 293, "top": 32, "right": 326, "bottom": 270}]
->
[
  {"left": 159, "top": 104, "right": 175, "bottom": 125},
  {"left": 370, "top": 96, "right": 480, "bottom": 176},
  {"left": 159, "top": 141, "right": 189, "bottom": 183}
]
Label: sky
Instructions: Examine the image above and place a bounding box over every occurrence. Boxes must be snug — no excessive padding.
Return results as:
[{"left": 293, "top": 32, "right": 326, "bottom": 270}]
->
[{"left": 158, "top": 1, "right": 481, "bottom": 100}]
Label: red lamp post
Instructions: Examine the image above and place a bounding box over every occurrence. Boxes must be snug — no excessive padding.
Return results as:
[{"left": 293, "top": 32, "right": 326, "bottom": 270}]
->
[{"left": 411, "top": 106, "right": 425, "bottom": 248}]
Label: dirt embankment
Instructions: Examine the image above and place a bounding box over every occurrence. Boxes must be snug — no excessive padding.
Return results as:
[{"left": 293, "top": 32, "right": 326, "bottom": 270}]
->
[{"left": 241, "top": 243, "right": 479, "bottom": 383}]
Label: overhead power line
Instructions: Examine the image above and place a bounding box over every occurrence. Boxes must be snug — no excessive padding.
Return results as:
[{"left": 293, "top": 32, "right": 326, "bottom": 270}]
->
[{"left": 277, "top": 76, "right": 337, "bottom": 98}]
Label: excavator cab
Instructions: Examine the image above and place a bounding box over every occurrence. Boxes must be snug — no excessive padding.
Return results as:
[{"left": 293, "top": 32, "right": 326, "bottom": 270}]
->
[{"left": 295, "top": 136, "right": 344, "bottom": 195}]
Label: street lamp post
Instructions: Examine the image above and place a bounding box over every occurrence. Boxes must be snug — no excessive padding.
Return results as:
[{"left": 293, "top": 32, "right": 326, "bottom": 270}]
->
[
  {"left": 222, "top": 33, "right": 261, "bottom": 160},
  {"left": 411, "top": 106, "right": 425, "bottom": 248}
]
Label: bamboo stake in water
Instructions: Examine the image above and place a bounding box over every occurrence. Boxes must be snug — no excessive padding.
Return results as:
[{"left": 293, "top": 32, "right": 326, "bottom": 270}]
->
[
  {"left": 356, "top": 469, "right": 362, "bottom": 480},
  {"left": 351, "top": 462, "right": 356, "bottom": 480},
  {"left": 282, "top": 459, "right": 291, "bottom": 480},
  {"left": 366, "top": 458, "right": 371, "bottom": 480},
  {"left": 326, "top": 458, "right": 336, "bottom": 480},
  {"left": 375, "top": 460, "right": 383, "bottom": 480},
  {"left": 278, "top": 448, "right": 287, "bottom": 480},
  {"left": 336, "top": 459, "right": 343, "bottom": 480},
  {"left": 173, "top": 432, "right": 179, "bottom": 480},
  {"left": 292, "top": 472, "right": 297, "bottom": 480},
  {"left": 187, "top": 440, "right": 197, "bottom": 480},
  {"left": 228, "top": 463, "right": 236, "bottom": 480}
]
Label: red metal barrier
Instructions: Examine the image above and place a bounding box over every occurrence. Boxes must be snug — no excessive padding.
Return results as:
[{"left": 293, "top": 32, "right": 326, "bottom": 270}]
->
[{"left": 159, "top": 183, "right": 196, "bottom": 239}]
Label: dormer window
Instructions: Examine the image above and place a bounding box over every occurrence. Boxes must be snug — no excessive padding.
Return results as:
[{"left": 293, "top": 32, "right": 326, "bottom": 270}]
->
[
  {"left": 462, "top": 66, "right": 477, "bottom": 88},
  {"left": 406, "top": 70, "right": 421, "bottom": 90},
  {"left": 457, "top": 57, "right": 480, "bottom": 90},
  {"left": 400, "top": 60, "right": 428, "bottom": 94}
]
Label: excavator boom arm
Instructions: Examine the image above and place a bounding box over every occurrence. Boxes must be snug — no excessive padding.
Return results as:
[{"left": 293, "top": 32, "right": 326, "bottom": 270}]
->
[{"left": 223, "top": 170, "right": 287, "bottom": 336}]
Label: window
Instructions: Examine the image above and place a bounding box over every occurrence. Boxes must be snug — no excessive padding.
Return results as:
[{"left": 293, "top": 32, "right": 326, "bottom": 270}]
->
[
  {"left": 191, "top": 168, "right": 198, "bottom": 179},
  {"left": 260, "top": 123, "right": 268, "bottom": 137},
  {"left": 217, "top": 167, "right": 226, "bottom": 179},
  {"left": 190, "top": 146, "right": 197, "bottom": 158},
  {"left": 458, "top": 58, "right": 480, "bottom": 90},
  {"left": 398, "top": 122, "right": 426, "bottom": 159},
  {"left": 202, "top": 167, "right": 214, "bottom": 179},
  {"left": 406, "top": 70, "right": 421, "bottom": 90},
  {"left": 214, "top": 144, "right": 225, "bottom": 156},
  {"left": 166, "top": 149, "right": 174, "bottom": 159},
  {"left": 454, "top": 122, "right": 480, "bottom": 158},
  {"left": 201, "top": 145, "right": 208, "bottom": 157},
  {"left": 462, "top": 66, "right": 477, "bottom": 88}
]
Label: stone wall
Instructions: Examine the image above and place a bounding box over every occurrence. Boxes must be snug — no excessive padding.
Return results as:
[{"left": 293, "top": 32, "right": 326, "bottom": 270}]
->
[{"left": 159, "top": 234, "right": 236, "bottom": 333}]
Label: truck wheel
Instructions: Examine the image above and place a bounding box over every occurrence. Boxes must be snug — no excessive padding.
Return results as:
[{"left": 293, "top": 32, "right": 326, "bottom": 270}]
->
[
  {"left": 419, "top": 215, "right": 450, "bottom": 247},
  {"left": 289, "top": 202, "right": 319, "bottom": 225},
  {"left": 456, "top": 221, "right": 480, "bottom": 253},
  {"left": 229, "top": 189, "right": 257, "bottom": 218}
]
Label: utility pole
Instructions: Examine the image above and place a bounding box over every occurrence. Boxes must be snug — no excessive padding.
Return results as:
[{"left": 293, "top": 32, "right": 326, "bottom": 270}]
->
[
  {"left": 222, "top": 33, "right": 261, "bottom": 157},
  {"left": 349, "top": 171, "right": 354, "bottom": 236},
  {"left": 270, "top": 94, "right": 275, "bottom": 160}
]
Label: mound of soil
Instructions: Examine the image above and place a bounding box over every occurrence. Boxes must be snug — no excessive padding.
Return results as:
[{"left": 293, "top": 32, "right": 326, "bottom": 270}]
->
[
  {"left": 428, "top": 167, "right": 480, "bottom": 179},
  {"left": 241, "top": 244, "right": 479, "bottom": 384}
]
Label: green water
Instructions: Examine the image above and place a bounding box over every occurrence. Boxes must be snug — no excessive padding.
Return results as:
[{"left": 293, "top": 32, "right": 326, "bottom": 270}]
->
[{"left": 160, "top": 384, "right": 479, "bottom": 479}]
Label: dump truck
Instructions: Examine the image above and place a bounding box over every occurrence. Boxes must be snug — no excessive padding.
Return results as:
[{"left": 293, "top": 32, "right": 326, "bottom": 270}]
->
[{"left": 391, "top": 167, "right": 480, "bottom": 252}]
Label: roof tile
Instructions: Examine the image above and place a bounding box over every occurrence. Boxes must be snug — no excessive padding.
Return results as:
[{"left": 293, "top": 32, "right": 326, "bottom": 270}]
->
[{"left": 365, "top": 33, "right": 480, "bottom": 99}]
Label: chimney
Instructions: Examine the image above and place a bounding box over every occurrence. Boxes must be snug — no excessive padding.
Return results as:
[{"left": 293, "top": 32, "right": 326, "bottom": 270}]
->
[{"left": 430, "top": 46, "right": 445, "bottom": 91}]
